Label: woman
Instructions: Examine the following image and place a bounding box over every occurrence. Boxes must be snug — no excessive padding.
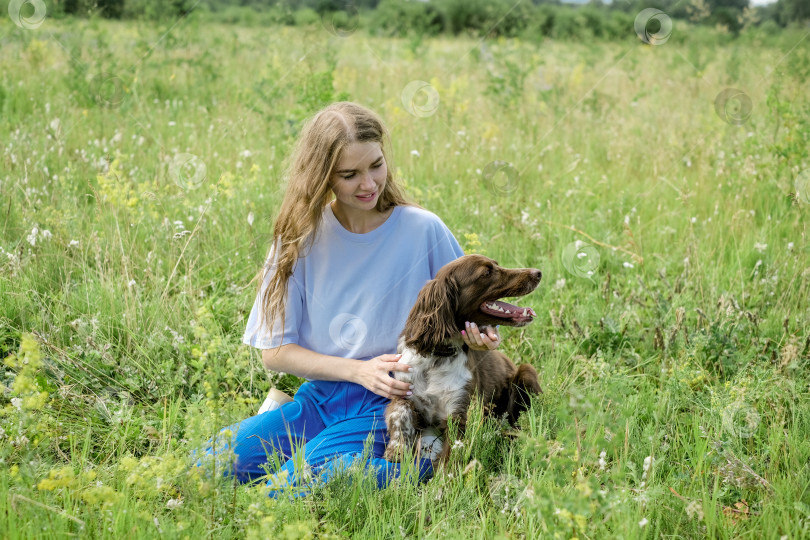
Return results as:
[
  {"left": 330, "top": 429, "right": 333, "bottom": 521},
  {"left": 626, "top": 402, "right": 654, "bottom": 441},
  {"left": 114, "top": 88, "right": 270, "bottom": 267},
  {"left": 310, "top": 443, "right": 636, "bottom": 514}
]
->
[{"left": 214, "top": 102, "right": 500, "bottom": 495}]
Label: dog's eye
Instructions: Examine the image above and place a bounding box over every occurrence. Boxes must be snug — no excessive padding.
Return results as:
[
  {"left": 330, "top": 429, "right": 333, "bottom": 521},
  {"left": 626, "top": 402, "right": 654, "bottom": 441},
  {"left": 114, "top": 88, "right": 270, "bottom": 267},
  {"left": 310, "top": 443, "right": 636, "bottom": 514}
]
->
[{"left": 480, "top": 266, "right": 492, "bottom": 278}]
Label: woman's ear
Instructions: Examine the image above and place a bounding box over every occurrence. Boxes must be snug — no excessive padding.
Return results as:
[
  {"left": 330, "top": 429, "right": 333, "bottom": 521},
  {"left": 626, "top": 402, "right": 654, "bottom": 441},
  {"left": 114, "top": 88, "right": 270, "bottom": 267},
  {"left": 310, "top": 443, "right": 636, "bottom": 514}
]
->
[{"left": 403, "top": 275, "right": 460, "bottom": 356}]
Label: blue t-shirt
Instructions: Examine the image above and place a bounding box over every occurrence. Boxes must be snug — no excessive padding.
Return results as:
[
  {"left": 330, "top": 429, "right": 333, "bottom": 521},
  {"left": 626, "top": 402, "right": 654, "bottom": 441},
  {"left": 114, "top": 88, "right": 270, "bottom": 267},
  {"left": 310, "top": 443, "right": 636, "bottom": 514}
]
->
[{"left": 242, "top": 204, "right": 464, "bottom": 361}]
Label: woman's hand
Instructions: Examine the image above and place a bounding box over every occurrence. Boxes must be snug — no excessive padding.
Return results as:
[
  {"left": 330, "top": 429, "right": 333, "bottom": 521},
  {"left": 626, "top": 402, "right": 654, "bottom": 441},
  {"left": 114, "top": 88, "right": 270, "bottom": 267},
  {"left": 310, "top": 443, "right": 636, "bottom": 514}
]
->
[
  {"left": 352, "top": 354, "right": 414, "bottom": 399},
  {"left": 461, "top": 322, "right": 501, "bottom": 351}
]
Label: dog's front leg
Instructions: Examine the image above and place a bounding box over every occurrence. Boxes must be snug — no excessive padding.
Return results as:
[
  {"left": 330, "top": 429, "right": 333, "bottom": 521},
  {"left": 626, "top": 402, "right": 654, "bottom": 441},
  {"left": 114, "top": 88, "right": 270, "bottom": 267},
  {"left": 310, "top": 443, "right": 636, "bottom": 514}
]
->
[
  {"left": 383, "top": 398, "right": 420, "bottom": 462},
  {"left": 436, "top": 410, "right": 467, "bottom": 466}
]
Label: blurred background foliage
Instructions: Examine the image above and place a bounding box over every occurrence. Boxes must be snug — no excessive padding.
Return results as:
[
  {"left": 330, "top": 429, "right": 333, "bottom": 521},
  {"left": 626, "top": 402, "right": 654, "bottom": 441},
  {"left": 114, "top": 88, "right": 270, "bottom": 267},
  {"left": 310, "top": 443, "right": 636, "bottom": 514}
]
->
[{"left": 2, "top": 0, "right": 808, "bottom": 38}]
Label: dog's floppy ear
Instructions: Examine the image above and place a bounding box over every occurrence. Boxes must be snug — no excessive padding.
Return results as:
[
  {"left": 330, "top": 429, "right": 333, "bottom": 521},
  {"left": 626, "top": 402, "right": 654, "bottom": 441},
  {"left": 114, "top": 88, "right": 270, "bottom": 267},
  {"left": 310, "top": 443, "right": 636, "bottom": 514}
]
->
[{"left": 403, "top": 275, "right": 460, "bottom": 356}]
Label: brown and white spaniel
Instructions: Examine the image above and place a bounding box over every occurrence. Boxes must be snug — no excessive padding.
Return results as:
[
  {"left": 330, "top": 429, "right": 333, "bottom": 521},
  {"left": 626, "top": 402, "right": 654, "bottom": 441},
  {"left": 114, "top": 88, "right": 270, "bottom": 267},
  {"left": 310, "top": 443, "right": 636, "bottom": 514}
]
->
[{"left": 383, "top": 254, "right": 543, "bottom": 464}]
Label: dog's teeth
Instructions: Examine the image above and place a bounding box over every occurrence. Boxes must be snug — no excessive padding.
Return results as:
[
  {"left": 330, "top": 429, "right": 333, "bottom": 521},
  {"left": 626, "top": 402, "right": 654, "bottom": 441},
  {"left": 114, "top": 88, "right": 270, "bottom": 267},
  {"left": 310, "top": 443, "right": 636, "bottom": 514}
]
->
[{"left": 522, "top": 309, "right": 527, "bottom": 316}]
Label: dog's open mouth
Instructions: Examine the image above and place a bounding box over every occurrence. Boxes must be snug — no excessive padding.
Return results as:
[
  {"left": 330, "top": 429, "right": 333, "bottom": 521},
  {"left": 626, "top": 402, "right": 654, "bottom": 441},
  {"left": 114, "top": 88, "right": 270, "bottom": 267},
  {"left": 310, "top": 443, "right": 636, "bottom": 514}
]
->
[{"left": 480, "top": 300, "right": 536, "bottom": 324}]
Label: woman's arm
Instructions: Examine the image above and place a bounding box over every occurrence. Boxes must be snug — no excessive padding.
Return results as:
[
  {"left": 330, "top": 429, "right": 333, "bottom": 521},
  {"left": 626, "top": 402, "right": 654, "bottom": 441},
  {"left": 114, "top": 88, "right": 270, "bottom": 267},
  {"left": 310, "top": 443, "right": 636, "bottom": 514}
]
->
[{"left": 262, "top": 344, "right": 414, "bottom": 399}]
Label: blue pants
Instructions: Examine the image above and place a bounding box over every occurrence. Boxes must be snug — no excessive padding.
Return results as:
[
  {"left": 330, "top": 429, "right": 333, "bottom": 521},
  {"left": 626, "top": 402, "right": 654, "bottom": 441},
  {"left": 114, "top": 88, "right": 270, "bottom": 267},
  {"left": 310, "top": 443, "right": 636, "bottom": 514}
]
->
[{"left": 202, "top": 380, "right": 433, "bottom": 496}]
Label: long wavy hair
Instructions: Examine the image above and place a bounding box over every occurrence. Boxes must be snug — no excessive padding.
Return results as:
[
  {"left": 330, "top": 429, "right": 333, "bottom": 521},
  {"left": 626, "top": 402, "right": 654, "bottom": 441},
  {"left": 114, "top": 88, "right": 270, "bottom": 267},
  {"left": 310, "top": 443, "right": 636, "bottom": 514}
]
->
[{"left": 258, "top": 102, "right": 411, "bottom": 345}]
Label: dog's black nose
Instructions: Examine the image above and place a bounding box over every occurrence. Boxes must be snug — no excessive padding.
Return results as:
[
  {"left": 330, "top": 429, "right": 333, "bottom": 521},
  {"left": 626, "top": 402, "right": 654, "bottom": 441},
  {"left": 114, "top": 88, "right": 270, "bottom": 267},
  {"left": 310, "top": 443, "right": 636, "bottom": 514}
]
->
[{"left": 530, "top": 269, "right": 542, "bottom": 281}]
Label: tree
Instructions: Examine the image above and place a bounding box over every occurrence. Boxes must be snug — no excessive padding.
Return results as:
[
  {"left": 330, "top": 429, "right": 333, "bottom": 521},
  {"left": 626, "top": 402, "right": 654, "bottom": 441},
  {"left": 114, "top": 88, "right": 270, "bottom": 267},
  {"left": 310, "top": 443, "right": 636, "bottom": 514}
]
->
[{"left": 775, "top": 0, "right": 810, "bottom": 25}]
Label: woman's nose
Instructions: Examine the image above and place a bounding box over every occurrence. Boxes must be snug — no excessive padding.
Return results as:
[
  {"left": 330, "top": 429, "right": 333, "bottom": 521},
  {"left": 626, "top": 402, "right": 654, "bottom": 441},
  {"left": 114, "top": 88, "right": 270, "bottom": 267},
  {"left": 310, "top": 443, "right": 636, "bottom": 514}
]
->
[{"left": 361, "top": 171, "right": 376, "bottom": 189}]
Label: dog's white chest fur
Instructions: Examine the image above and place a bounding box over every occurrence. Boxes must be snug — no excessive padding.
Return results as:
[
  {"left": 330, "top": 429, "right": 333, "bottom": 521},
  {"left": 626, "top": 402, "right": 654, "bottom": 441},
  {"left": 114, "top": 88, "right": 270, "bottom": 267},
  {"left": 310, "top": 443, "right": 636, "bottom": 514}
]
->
[{"left": 394, "top": 338, "right": 472, "bottom": 425}]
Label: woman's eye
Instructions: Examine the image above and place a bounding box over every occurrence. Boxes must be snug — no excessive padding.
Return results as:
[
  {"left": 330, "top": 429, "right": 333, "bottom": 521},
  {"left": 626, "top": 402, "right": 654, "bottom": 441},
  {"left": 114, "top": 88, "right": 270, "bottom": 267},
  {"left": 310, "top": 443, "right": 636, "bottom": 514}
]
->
[
  {"left": 371, "top": 162, "right": 382, "bottom": 169},
  {"left": 341, "top": 174, "right": 355, "bottom": 180}
]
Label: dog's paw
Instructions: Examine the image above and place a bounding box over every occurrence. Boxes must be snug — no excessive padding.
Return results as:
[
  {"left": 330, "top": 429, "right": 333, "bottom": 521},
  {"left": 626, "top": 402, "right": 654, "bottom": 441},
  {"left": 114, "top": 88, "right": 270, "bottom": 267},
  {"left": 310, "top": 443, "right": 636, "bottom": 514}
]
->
[{"left": 383, "top": 443, "right": 403, "bottom": 463}]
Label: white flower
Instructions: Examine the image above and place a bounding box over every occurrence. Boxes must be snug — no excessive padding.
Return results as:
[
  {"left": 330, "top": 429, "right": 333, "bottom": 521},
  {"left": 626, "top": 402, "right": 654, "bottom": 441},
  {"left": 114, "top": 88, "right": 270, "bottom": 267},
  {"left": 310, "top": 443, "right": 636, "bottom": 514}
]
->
[
  {"left": 69, "top": 240, "right": 80, "bottom": 248},
  {"left": 41, "top": 229, "right": 52, "bottom": 240},
  {"left": 240, "top": 149, "right": 252, "bottom": 158},
  {"left": 247, "top": 212, "right": 255, "bottom": 227},
  {"left": 624, "top": 215, "right": 630, "bottom": 225},
  {"left": 11, "top": 398, "right": 22, "bottom": 411},
  {"left": 639, "top": 517, "right": 649, "bottom": 527},
  {"left": 168, "top": 121, "right": 176, "bottom": 126},
  {"left": 166, "top": 498, "right": 183, "bottom": 509},
  {"left": 754, "top": 242, "right": 767, "bottom": 253},
  {"left": 623, "top": 262, "right": 634, "bottom": 268},
  {"left": 691, "top": 217, "right": 697, "bottom": 223},
  {"left": 788, "top": 242, "right": 794, "bottom": 251},
  {"left": 26, "top": 227, "right": 38, "bottom": 246},
  {"left": 642, "top": 456, "right": 654, "bottom": 480},
  {"left": 127, "top": 279, "right": 136, "bottom": 288},
  {"left": 452, "top": 439, "right": 464, "bottom": 450},
  {"left": 410, "top": 149, "right": 420, "bottom": 157},
  {"left": 13, "top": 435, "right": 29, "bottom": 447},
  {"left": 598, "top": 450, "right": 607, "bottom": 470},
  {"left": 553, "top": 278, "right": 566, "bottom": 290}
]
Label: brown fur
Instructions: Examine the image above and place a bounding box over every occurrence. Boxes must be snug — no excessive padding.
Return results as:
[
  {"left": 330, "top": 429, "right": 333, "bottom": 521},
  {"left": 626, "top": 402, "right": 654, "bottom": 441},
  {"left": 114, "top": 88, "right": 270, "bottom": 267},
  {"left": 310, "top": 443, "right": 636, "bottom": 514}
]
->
[{"left": 384, "top": 254, "right": 543, "bottom": 464}]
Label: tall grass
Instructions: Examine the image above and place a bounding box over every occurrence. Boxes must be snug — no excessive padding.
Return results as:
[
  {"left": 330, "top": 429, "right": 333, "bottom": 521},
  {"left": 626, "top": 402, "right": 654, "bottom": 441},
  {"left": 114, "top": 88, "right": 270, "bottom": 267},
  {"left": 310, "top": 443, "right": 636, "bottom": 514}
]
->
[{"left": 1, "top": 15, "right": 809, "bottom": 539}]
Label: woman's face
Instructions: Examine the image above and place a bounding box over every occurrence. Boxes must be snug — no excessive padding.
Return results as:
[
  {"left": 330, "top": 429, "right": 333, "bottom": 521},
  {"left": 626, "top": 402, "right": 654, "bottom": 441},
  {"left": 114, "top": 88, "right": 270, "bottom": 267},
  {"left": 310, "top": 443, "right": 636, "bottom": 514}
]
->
[{"left": 330, "top": 141, "right": 387, "bottom": 212}]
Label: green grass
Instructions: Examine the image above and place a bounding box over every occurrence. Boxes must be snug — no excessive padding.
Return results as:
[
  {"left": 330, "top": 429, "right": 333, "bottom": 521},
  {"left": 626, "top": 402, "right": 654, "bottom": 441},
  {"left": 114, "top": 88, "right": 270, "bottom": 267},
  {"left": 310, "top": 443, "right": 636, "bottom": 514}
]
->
[{"left": 1, "top": 14, "right": 809, "bottom": 539}]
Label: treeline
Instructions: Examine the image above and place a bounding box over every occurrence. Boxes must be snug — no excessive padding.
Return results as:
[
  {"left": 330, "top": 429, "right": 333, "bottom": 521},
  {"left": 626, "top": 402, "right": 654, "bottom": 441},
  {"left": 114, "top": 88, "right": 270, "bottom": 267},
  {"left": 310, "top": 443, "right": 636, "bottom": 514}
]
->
[{"left": 7, "top": 0, "right": 809, "bottom": 37}]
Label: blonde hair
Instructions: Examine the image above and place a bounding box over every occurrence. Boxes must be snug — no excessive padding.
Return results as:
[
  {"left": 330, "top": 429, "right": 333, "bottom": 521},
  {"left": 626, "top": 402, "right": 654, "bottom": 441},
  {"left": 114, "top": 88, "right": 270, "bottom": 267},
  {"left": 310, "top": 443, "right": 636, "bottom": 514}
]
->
[{"left": 258, "top": 102, "right": 411, "bottom": 344}]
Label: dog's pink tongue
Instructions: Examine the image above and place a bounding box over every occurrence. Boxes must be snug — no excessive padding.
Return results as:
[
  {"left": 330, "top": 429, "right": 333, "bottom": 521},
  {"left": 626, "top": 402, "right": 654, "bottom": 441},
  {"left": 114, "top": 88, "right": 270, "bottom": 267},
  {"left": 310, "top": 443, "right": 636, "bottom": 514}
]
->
[{"left": 480, "top": 300, "right": 536, "bottom": 319}]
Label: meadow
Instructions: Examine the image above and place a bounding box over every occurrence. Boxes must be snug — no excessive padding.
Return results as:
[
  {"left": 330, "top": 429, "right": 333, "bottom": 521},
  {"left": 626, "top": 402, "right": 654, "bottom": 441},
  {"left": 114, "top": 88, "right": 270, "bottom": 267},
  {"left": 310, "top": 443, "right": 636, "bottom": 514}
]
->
[{"left": 1, "top": 11, "right": 809, "bottom": 539}]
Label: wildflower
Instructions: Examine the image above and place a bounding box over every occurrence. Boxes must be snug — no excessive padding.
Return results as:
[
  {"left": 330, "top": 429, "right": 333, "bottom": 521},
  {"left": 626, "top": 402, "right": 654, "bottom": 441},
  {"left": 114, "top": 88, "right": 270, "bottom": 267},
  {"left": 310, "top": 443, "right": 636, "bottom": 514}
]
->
[
  {"left": 247, "top": 212, "right": 255, "bottom": 226},
  {"left": 168, "top": 121, "right": 176, "bottom": 127},
  {"left": 685, "top": 500, "right": 704, "bottom": 520},
  {"left": 26, "top": 227, "right": 39, "bottom": 246},
  {"left": 166, "top": 498, "right": 183, "bottom": 509},
  {"left": 788, "top": 242, "right": 794, "bottom": 251},
  {"left": 410, "top": 150, "right": 420, "bottom": 157},
  {"left": 642, "top": 456, "right": 654, "bottom": 480},
  {"left": 11, "top": 398, "right": 22, "bottom": 411},
  {"left": 240, "top": 150, "right": 252, "bottom": 158},
  {"left": 623, "top": 262, "right": 634, "bottom": 268},
  {"left": 553, "top": 278, "right": 566, "bottom": 290},
  {"left": 598, "top": 450, "right": 607, "bottom": 470},
  {"left": 639, "top": 517, "right": 649, "bottom": 527},
  {"left": 691, "top": 217, "right": 697, "bottom": 224},
  {"left": 127, "top": 279, "right": 136, "bottom": 289},
  {"left": 754, "top": 242, "right": 767, "bottom": 253},
  {"left": 452, "top": 439, "right": 464, "bottom": 450},
  {"left": 68, "top": 240, "right": 80, "bottom": 248}
]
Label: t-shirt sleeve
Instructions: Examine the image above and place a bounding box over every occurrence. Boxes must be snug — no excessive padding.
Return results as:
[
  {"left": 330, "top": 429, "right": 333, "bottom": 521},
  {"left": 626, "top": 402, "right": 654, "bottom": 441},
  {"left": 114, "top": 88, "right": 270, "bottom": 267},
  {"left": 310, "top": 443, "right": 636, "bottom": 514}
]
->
[
  {"left": 242, "top": 243, "right": 304, "bottom": 350},
  {"left": 428, "top": 216, "right": 465, "bottom": 279}
]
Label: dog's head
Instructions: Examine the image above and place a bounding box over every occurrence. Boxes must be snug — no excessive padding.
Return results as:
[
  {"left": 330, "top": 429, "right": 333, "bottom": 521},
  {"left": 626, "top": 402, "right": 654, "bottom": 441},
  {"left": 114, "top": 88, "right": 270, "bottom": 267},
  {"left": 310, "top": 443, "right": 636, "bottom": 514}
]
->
[{"left": 403, "top": 254, "right": 541, "bottom": 356}]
